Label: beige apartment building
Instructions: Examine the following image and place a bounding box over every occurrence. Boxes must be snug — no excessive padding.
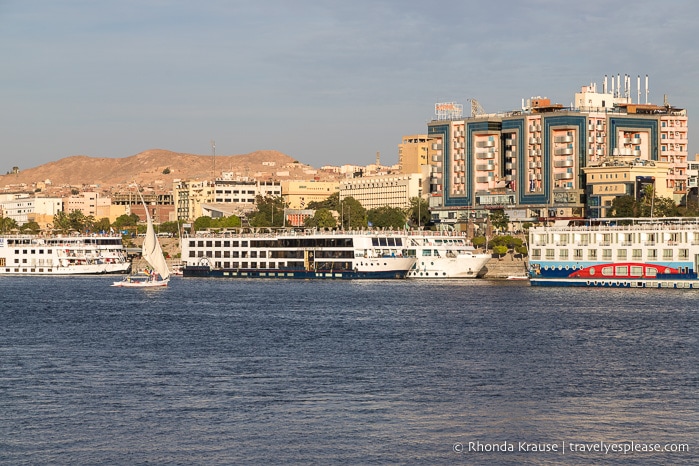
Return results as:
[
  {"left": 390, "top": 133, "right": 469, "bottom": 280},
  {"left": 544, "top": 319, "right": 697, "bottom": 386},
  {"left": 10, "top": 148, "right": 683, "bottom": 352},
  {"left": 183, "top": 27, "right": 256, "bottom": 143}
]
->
[
  {"left": 281, "top": 180, "right": 339, "bottom": 209},
  {"left": 339, "top": 173, "right": 423, "bottom": 210},
  {"left": 398, "top": 134, "right": 434, "bottom": 174}
]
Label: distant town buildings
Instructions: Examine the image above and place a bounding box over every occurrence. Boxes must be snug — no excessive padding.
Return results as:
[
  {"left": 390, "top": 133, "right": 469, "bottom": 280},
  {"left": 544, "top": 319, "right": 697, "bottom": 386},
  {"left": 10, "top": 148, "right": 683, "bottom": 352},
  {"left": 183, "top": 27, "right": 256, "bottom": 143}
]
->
[{"left": 0, "top": 75, "right": 693, "bottom": 229}]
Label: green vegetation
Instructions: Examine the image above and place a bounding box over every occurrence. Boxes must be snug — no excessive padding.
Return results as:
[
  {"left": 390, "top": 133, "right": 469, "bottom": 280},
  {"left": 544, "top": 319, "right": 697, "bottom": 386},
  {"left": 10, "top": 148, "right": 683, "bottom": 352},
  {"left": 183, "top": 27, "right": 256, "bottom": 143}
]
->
[
  {"left": 367, "top": 206, "right": 406, "bottom": 229},
  {"left": 193, "top": 215, "right": 241, "bottom": 231},
  {"left": 247, "top": 195, "right": 286, "bottom": 228},
  {"left": 304, "top": 208, "right": 337, "bottom": 229},
  {"left": 610, "top": 185, "right": 679, "bottom": 218},
  {"left": 407, "top": 197, "right": 430, "bottom": 228}
]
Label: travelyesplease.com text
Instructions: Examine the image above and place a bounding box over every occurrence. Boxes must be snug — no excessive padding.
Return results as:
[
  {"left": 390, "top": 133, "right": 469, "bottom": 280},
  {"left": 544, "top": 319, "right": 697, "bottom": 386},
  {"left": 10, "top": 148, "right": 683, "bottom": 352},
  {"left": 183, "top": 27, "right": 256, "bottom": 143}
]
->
[{"left": 453, "top": 440, "right": 689, "bottom": 455}]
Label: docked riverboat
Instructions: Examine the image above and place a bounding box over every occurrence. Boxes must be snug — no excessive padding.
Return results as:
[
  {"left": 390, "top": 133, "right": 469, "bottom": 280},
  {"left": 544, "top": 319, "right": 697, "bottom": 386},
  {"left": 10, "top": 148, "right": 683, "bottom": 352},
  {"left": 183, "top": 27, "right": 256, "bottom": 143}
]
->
[
  {"left": 528, "top": 217, "right": 699, "bottom": 288},
  {"left": 0, "top": 234, "right": 130, "bottom": 275},
  {"left": 181, "top": 230, "right": 416, "bottom": 279},
  {"left": 404, "top": 232, "right": 490, "bottom": 278}
]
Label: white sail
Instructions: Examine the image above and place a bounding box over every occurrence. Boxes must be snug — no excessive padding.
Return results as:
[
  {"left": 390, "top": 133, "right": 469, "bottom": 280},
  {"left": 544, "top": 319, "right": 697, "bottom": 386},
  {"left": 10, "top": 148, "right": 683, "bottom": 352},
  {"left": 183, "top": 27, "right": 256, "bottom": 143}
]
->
[{"left": 140, "top": 195, "right": 170, "bottom": 280}]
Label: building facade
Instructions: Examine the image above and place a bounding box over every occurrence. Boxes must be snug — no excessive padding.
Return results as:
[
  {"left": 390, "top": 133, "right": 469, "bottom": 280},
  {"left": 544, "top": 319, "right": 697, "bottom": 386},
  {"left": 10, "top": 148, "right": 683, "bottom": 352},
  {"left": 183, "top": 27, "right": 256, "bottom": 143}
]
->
[
  {"left": 339, "top": 173, "right": 422, "bottom": 210},
  {"left": 281, "top": 180, "right": 339, "bottom": 209},
  {"left": 398, "top": 134, "right": 434, "bottom": 174},
  {"left": 426, "top": 77, "right": 688, "bottom": 223}
]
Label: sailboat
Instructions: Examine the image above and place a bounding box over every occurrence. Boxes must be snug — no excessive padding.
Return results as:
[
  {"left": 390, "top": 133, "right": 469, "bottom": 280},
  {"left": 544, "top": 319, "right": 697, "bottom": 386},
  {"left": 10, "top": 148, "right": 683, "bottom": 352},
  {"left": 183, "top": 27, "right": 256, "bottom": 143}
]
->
[{"left": 112, "top": 193, "right": 170, "bottom": 288}]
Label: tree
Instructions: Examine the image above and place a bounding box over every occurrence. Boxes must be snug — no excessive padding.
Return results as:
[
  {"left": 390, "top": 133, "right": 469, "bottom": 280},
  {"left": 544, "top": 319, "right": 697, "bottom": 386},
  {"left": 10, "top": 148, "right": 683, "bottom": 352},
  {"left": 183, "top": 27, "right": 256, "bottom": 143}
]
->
[
  {"left": 248, "top": 195, "right": 287, "bottom": 227},
  {"left": 407, "top": 196, "right": 430, "bottom": 228},
  {"left": 367, "top": 205, "right": 406, "bottom": 229},
  {"left": 93, "top": 218, "right": 112, "bottom": 234},
  {"left": 339, "top": 196, "right": 366, "bottom": 229},
  {"left": 193, "top": 216, "right": 213, "bottom": 231},
  {"left": 114, "top": 213, "right": 140, "bottom": 229},
  {"left": 489, "top": 209, "right": 509, "bottom": 231},
  {"left": 19, "top": 221, "right": 41, "bottom": 234},
  {"left": 0, "top": 216, "right": 19, "bottom": 233},
  {"left": 651, "top": 196, "right": 680, "bottom": 217},
  {"left": 307, "top": 192, "right": 339, "bottom": 211},
  {"left": 304, "top": 208, "right": 337, "bottom": 229},
  {"left": 471, "top": 236, "right": 486, "bottom": 249},
  {"left": 492, "top": 245, "right": 508, "bottom": 258},
  {"left": 192, "top": 215, "right": 241, "bottom": 231},
  {"left": 52, "top": 211, "right": 71, "bottom": 233},
  {"left": 611, "top": 195, "right": 637, "bottom": 217}
]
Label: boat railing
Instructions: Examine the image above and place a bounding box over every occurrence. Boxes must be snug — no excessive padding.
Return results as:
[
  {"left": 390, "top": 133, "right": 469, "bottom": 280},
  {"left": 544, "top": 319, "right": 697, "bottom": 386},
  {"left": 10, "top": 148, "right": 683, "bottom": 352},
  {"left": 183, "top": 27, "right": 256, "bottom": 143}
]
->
[{"left": 185, "top": 228, "right": 460, "bottom": 239}]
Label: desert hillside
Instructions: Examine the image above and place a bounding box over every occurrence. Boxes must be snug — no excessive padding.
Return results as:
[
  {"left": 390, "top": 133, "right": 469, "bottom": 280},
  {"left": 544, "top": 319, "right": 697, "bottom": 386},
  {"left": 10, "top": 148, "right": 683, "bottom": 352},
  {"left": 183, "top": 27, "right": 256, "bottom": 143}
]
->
[{"left": 0, "top": 149, "right": 323, "bottom": 190}]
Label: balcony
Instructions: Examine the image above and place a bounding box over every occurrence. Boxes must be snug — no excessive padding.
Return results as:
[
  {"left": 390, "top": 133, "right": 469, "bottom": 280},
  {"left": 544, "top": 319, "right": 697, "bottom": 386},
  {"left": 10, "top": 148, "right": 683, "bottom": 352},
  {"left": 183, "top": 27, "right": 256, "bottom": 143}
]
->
[
  {"left": 554, "top": 135, "right": 574, "bottom": 143},
  {"left": 554, "top": 159, "right": 574, "bottom": 168},
  {"left": 476, "top": 164, "right": 495, "bottom": 171},
  {"left": 554, "top": 148, "right": 574, "bottom": 156},
  {"left": 555, "top": 172, "right": 574, "bottom": 180},
  {"left": 476, "top": 140, "right": 495, "bottom": 148},
  {"left": 476, "top": 152, "right": 495, "bottom": 159}
]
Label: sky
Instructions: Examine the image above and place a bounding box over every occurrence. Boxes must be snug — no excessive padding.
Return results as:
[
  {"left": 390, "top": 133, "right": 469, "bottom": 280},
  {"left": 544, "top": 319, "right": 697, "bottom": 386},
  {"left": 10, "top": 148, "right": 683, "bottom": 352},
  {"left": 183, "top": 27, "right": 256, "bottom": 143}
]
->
[{"left": 1, "top": 0, "right": 698, "bottom": 171}]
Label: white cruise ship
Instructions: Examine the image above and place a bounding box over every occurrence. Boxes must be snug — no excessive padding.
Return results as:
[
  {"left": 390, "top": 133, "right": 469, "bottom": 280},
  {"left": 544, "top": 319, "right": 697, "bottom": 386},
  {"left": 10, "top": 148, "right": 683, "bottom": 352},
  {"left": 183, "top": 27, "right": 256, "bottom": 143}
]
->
[
  {"left": 528, "top": 217, "right": 699, "bottom": 288},
  {"left": 0, "top": 234, "right": 131, "bottom": 275},
  {"left": 181, "top": 230, "right": 416, "bottom": 279},
  {"left": 404, "top": 232, "right": 490, "bottom": 278}
]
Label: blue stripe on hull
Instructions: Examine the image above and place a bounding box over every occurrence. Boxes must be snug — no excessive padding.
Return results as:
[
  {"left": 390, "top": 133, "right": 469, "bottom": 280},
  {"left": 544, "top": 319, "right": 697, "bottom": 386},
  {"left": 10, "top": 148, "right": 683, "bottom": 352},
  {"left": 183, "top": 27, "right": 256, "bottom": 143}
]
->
[{"left": 530, "top": 278, "right": 699, "bottom": 289}]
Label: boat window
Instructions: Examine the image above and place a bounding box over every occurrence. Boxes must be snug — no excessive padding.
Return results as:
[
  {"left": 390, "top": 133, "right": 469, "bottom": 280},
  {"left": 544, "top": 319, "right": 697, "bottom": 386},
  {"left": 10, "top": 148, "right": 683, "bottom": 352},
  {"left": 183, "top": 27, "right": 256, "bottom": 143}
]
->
[
  {"left": 387, "top": 238, "right": 395, "bottom": 247},
  {"left": 617, "top": 249, "right": 627, "bottom": 259},
  {"left": 646, "top": 268, "right": 657, "bottom": 277},
  {"left": 395, "top": 238, "right": 402, "bottom": 247},
  {"left": 588, "top": 249, "right": 597, "bottom": 260},
  {"left": 588, "top": 267, "right": 595, "bottom": 276},
  {"left": 379, "top": 238, "right": 387, "bottom": 247},
  {"left": 422, "top": 250, "right": 432, "bottom": 256},
  {"left": 601, "top": 266, "right": 613, "bottom": 276},
  {"left": 630, "top": 266, "right": 643, "bottom": 276},
  {"left": 615, "top": 266, "right": 628, "bottom": 276},
  {"left": 372, "top": 238, "right": 379, "bottom": 246}
]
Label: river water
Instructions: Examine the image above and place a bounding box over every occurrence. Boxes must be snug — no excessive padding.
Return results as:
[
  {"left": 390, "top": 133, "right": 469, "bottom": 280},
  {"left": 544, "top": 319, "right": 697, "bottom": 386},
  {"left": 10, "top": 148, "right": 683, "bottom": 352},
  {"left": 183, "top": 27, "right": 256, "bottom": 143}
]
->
[{"left": 1, "top": 277, "right": 696, "bottom": 465}]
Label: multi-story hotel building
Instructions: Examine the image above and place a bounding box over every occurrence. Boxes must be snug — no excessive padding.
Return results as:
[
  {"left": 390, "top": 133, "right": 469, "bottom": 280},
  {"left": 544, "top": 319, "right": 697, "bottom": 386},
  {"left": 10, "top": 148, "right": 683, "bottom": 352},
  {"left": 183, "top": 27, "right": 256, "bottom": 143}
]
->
[
  {"left": 427, "top": 76, "right": 688, "bottom": 222},
  {"left": 339, "top": 173, "right": 422, "bottom": 210}
]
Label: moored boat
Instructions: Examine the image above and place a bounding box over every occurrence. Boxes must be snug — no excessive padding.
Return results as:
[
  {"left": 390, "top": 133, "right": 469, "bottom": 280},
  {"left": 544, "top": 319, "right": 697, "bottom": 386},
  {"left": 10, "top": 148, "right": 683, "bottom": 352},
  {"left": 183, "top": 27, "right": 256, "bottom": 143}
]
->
[
  {"left": 0, "top": 234, "right": 130, "bottom": 275},
  {"left": 528, "top": 217, "right": 699, "bottom": 288},
  {"left": 181, "top": 229, "right": 416, "bottom": 279},
  {"left": 403, "top": 232, "right": 490, "bottom": 278}
]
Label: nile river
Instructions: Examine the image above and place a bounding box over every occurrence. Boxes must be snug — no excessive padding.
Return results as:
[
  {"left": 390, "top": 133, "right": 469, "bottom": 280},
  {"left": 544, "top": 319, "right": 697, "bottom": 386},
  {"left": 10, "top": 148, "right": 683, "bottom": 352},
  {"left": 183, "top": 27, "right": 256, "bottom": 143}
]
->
[{"left": 1, "top": 277, "right": 696, "bottom": 465}]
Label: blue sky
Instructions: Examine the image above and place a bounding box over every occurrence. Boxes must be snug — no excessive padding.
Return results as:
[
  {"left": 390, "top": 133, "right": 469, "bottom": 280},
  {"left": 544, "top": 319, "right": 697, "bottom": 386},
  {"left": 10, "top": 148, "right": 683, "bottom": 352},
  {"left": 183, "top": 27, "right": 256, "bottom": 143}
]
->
[{"left": 1, "top": 0, "right": 698, "bottom": 170}]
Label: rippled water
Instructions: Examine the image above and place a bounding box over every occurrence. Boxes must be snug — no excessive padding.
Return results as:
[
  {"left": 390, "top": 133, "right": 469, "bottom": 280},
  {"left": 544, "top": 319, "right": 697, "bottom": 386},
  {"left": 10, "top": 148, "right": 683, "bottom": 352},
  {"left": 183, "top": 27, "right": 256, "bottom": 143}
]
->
[{"left": 1, "top": 277, "right": 697, "bottom": 465}]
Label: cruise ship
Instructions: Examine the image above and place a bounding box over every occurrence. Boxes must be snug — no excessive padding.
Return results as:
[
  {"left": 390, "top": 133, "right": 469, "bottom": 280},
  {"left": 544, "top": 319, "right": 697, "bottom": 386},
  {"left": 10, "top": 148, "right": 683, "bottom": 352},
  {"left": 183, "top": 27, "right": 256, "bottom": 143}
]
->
[
  {"left": 181, "top": 230, "right": 417, "bottom": 279},
  {"left": 404, "top": 232, "right": 490, "bottom": 278},
  {"left": 0, "top": 234, "right": 131, "bottom": 275},
  {"left": 528, "top": 217, "right": 699, "bottom": 288}
]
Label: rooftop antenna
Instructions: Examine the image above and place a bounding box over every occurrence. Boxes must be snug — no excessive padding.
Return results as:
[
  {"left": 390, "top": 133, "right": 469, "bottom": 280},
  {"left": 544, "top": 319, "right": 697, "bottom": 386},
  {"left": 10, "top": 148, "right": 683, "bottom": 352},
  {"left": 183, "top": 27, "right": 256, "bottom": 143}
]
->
[{"left": 645, "top": 75, "right": 649, "bottom": 104}]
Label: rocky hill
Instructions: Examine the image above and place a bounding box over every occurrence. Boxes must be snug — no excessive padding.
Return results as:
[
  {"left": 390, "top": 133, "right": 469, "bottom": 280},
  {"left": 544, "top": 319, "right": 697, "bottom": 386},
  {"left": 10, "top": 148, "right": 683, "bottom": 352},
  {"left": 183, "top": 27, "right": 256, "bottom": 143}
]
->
[{"left": 0, "top": 149, "right": 324, "bottom": 192}]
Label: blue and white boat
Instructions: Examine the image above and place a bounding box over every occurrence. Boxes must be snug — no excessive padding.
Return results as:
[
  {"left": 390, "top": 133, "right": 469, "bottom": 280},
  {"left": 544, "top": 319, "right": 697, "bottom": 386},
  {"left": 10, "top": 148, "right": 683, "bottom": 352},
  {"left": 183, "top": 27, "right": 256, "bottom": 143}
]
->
[{"left": 528, "top": 217, "right": 699, "bottom": 288}]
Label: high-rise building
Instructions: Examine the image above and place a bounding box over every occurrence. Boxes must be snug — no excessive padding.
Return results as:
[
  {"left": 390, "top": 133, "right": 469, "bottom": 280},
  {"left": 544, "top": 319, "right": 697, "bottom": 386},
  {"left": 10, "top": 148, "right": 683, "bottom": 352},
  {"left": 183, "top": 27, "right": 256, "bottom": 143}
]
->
[{"left": 426, "top": 77, "right": 688, "bottom": 223}]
